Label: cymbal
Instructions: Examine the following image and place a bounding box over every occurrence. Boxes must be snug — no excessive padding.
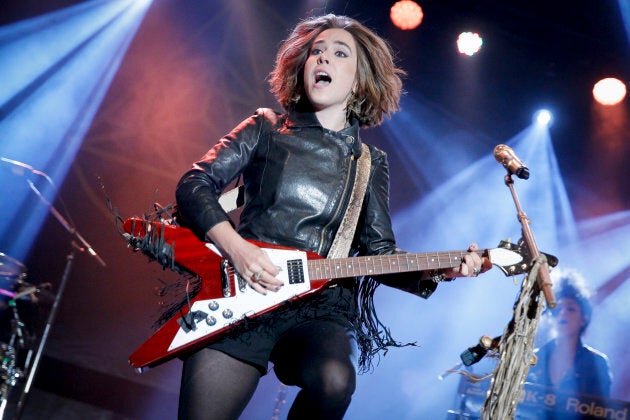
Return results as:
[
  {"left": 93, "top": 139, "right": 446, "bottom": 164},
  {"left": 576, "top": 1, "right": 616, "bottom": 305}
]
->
[
  {"left": 0, "top": 252, "right": 26, "bottom": 279},
  {"left": 0, "top": 282, "right": 54, "bottom": 303}
]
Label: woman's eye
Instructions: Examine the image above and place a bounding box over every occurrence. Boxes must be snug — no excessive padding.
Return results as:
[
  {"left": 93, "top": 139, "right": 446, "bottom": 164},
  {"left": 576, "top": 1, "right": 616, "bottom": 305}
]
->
[
  {"left": 311, "top": 48, "right": 322, "bottom": 55},
  {"left": 335, "top": 51, "right": 348, "bottom": 58}
]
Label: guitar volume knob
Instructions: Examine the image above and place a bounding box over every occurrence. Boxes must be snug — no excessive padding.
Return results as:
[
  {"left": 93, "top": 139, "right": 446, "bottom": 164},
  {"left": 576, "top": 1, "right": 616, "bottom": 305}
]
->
[
  {"left": 222, "top": 309, "right": 233, "bottom": 319},
  {"left": 208, "top": 301, "right": 219, "bottom": 311}
]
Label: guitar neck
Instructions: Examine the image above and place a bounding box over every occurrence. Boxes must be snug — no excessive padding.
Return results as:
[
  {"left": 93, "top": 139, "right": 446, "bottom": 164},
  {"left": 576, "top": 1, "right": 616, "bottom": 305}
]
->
[{"left": 307, "top": 250, "right": 480, "bottom": 281}]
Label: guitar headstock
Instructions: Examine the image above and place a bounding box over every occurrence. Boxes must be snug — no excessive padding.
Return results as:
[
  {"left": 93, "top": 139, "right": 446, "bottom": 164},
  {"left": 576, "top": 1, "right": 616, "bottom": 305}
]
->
[{"left": 490, "top": 239, "right": 559, "bottom": 277}]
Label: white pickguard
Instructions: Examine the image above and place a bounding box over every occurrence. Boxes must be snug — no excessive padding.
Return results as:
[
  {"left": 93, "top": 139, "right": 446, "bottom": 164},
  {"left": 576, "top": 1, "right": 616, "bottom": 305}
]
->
[{"left": 168, "top": 247, "right": 311, "bottom": 351}]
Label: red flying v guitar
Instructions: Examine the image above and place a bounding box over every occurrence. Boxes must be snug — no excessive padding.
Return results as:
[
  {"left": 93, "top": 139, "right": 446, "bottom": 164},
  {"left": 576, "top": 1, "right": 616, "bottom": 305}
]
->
[{"left": 122, "top": 217, "right": 555, "bottom": 371}]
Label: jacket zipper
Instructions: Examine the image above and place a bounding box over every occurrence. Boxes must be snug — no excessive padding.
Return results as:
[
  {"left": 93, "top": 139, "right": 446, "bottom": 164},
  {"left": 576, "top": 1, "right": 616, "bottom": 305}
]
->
[{"left": 317, "top": 153, "right": 356, "bottom": 256}]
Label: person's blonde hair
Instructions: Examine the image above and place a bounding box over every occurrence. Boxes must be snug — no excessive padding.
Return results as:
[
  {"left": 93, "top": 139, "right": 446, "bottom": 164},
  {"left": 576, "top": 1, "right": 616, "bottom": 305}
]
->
[{"left": 269, "top": 14, "right": 405, "bottom": 127}]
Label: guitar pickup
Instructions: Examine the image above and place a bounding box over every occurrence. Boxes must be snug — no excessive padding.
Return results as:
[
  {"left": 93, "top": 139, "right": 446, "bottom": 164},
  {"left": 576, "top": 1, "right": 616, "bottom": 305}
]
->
[{"left": 287, "top": 259, "right": 305, "bottom": 284}]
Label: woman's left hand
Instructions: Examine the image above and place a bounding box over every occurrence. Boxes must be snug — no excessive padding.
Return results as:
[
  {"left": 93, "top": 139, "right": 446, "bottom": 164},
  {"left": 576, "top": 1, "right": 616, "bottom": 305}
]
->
[{"left": 442, "top": 242, "right": 491, "bottom": 278}]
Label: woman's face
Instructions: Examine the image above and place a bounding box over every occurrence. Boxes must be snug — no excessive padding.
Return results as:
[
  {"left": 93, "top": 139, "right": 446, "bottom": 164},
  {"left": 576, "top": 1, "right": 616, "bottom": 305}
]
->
[
  {"left": 554, "top": 297, "right": 586, "bottom": 338},
  {"left": 303, "top": 28, "right": 358, "bottom": 113}
]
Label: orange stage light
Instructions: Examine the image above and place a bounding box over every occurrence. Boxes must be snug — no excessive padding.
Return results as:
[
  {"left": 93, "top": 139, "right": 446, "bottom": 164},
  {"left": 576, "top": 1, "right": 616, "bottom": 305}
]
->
[
  {"left": 390, "top": 0, "right": 424, "bottom": 30},
  {"left": 593, "top": 78, "right": 627, "bottom": 106}
]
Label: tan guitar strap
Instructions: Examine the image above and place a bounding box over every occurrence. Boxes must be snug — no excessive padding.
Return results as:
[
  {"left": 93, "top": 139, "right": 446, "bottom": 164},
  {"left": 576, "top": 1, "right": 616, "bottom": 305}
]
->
[{"left": 327, "top": 143, "right": 371, "bottom": 259}]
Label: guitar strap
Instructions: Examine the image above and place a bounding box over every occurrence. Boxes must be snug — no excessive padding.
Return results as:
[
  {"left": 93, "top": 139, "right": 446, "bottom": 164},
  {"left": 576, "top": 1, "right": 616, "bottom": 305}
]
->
[{"left": 326, "top": 143, "right": 371, "bottom": 259}]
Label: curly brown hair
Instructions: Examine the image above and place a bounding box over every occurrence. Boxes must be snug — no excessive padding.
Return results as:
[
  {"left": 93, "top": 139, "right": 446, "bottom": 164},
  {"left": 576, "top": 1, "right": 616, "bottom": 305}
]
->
[{"left": 269, "top": 14, "right": 405, "bottom": 127}]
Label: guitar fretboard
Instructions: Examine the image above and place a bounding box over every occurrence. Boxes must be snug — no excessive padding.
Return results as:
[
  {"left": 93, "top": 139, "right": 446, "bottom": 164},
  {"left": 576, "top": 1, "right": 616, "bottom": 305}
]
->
[{"left": 307, "top": 251, "right": 482, "bottom": 280}]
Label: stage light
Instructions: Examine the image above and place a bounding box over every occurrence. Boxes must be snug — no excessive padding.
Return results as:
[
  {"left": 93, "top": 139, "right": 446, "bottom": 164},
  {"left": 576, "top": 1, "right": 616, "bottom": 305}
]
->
[
  {"left": 534, "top": 109, "right": 552, "bottom": 126},
  {"left": 593, "top": 77, "right": 627, "bottom": 106},
  {"left": 390, "top": 0, "right": 424, "bottom": 30},
  {"left": 457, "top": 32, "right": 483, "bottom": 56}
]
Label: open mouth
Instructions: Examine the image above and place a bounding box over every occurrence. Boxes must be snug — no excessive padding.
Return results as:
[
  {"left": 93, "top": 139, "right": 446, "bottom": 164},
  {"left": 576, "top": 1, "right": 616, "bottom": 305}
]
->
[{"left": 315, "top": 71, "right": 332, "bottom": 85}]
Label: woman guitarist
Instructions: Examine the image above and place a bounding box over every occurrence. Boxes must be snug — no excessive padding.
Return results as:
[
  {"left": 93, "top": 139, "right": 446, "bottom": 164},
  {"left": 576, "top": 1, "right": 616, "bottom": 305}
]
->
[{"left": 175, "top": 14, "right": 487, "bottom": 420}]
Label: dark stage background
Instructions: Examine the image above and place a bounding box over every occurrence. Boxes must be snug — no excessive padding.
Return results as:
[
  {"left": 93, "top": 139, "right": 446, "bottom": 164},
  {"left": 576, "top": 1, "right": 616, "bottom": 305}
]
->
[{"left": 1, "top": 1, "right": 629, "bottom": 419}]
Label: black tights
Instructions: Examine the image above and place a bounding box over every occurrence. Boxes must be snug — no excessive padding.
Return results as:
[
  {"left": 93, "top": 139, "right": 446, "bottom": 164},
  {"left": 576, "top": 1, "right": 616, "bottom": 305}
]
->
[
  {"left": 178, "top": 320, "right": 356, "bottom": 420},
  {"left": 273, "top": 320, "right": 356, "bottom": 419},
  {"left": 178, "top": 348, "right": 261, "bottom": 419}
]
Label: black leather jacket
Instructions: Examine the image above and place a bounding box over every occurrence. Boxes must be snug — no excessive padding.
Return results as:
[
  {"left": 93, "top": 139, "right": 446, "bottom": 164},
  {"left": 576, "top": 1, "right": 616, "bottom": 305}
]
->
[
  {"left": 176, "top": 108, "right": 436, "bottom": 298},
  {"left": 528, "top": 339, "right": 612, "bottom": 397}
]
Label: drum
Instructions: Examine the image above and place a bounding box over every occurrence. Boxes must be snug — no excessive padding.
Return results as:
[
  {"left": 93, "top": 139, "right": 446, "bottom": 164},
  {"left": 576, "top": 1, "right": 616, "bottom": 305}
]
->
[{"left": 0, "top": 342, "right": 20, "bottom": 387}]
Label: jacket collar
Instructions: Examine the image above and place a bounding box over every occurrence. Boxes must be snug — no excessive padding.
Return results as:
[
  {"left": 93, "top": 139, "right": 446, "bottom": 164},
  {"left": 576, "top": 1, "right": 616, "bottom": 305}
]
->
[
  {"left": 285, "top": 109, "right": 363, "bottom": 157},
  {"left": 285, "top": 109, "right": 321, "bottom": 128}
]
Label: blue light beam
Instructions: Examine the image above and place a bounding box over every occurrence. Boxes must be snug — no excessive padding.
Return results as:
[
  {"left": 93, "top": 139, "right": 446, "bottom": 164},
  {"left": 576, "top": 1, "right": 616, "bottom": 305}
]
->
[
  {"left": 617, "top": 0, "right": 630, "bottom": 47},
  {"left": 353, "top": 97, "right": 578, "bottom": 418},
  {"left": 0, "top": 0, "right": 153, "bottom": 260}
]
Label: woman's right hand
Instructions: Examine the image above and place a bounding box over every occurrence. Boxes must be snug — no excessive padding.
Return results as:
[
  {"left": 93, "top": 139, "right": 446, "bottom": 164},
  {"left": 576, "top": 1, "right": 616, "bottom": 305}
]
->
[{"left": 206, "top": 221, "right": 283, "bottom": 295}]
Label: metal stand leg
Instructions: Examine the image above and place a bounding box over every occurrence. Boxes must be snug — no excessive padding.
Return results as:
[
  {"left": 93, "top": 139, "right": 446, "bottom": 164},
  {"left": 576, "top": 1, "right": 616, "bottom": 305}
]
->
[{"left": 12, "top": 250, "right": 75, "bottom": 419}]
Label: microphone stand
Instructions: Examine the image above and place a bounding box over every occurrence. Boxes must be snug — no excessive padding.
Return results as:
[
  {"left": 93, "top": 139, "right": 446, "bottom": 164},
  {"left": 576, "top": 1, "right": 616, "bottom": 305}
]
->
[
  {"left": 479, "top": 171, "right": 558, "bottom": 420},
  {"left": 10, "top": 177, "right": 106, "bottom": 419},
  {"left": 12, "top": 251, "right": 75, "bottom": 419},
  {"left": 25, "top": 180, "right": 106, "bottom": 268},
  {"left": 502, "top": 173, "right": 556, "bottom": 308}
]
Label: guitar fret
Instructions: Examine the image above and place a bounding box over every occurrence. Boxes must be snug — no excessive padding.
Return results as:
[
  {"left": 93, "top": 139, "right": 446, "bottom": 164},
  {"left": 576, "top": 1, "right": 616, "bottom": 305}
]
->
[
  {"left": 369, "top": 257, "right": 377, "bottom": 275},
  {"left": 308, "top": 251, "right": 468, "bottom": 280}
]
